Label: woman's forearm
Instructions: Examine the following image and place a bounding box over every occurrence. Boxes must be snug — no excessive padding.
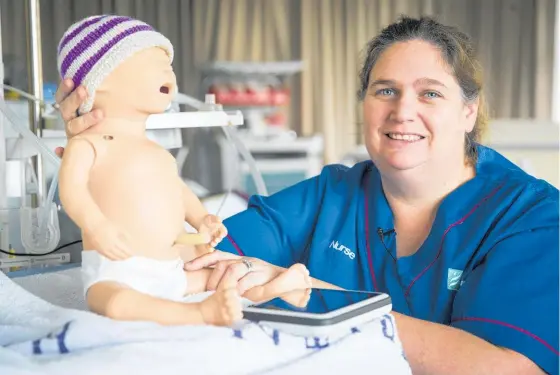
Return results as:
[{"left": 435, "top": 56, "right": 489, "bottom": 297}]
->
[
  {"left": 310, "top": 277, "right": 344, "bottom": 290},
  {"left": 392, "top": 312, "right": 544, "bottom": 375},
  {"left": 271, "top": 265, "right": 343, "bottom": 290}
]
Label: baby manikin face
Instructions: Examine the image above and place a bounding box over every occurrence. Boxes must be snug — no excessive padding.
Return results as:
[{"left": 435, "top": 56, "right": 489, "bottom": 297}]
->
[{"left": 99, "top": 47, "right": 177, "bottom": 116}]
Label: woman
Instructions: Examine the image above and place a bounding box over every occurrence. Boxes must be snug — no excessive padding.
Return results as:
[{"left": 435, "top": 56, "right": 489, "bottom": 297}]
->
[{"left": 56, "top": 16, "right": 558, "bottom": 375}]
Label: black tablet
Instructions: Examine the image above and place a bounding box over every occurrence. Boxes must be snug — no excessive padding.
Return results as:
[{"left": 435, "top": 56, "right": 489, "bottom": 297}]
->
[{"left": 243, "top": 288, "right": 392, "bottom": 336}]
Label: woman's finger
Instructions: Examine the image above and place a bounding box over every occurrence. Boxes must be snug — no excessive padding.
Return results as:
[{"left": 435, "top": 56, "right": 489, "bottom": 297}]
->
[
  {"left": 237, "top": 271, "right": 270, "bottom": 295},
  {"left": 59, "top": 85, "right": 87, "bottom": 122},
  {"left": 184, "top": 250, "right": 239, "bottom": 271},
  {"left": 66, "top": 109, "right": 103, "bottom": 137},
  {"left": 217, "top": 268, "right": 241, "bottom": 291},
  {"left": 223, "top": 262, "right": 254, "bottom": 283},
  {"left": 54, "top": 79, "right": 74, "bottom": 106},
  {"left": 55, "top": 147, "right": 65, "bottom": 158},
  {"left": 206, "top": 260, "right": 238, "bottom": 290}
]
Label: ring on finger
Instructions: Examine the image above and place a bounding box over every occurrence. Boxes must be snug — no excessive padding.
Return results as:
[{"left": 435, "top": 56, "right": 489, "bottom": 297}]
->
[{"left": 241, "top": 258, "right": 254, "bottom": 272}]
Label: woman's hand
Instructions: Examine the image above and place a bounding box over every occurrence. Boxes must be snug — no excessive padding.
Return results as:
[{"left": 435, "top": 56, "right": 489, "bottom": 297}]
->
[
  {"left": 184, "top": 250, "right": 283, "bottom": 295},
  {"left": 54, "top": 78, "right": 104, "bottom": 157}
]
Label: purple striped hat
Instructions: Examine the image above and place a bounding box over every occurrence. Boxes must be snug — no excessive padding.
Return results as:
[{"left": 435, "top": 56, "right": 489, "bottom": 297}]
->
[{"left": 57, "top": 15, "right": 174, "bottom": 115}]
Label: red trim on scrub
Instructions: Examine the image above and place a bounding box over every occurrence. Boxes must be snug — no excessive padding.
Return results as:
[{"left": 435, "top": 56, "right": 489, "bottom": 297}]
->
[
  {"left": 226, "top": 234, "right": 245, "bottom": 256},
  {"left": 451, "top": 316, "right": 560, "bottom": 356},
  {"left": 403, "top": 184, "right": 504, "bottom": 297}
]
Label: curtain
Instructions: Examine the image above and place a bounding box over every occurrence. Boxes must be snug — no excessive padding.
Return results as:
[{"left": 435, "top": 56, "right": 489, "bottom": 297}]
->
[
  {"left": 297, "top": 0, "right": 557, "bottom": 162},
  {"left": 1, "top": 0, "right": 556, "bottom": 164}
]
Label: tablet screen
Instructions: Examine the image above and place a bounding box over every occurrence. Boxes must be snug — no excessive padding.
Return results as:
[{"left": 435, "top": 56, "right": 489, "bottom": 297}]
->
[{"left": 247, "top": 289, "right": 384, "bottom": 314}]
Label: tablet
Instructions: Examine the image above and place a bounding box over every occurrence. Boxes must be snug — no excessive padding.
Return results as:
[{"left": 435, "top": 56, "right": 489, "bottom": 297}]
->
[{"left": 242, "top": 288, "right": 392, "bottom": 336}]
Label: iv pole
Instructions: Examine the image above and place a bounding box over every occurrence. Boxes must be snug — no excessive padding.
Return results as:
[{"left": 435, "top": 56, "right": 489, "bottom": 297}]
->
[
  {"left": 0, "top": 1, "right": 10, "bottom": 253},
  {"left": 24, "top": 0, "right": 45, "bottom": 207}
]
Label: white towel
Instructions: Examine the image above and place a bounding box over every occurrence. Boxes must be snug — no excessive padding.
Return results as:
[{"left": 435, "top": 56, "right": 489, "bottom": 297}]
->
[{"left": 0, "top": 270, "right": 412, "bottom": 375}]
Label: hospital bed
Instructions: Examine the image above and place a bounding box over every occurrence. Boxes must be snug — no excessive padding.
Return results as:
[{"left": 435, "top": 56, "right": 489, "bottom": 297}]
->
[{"left": 1, "top": 264, "right": 412, "bottom": 375}]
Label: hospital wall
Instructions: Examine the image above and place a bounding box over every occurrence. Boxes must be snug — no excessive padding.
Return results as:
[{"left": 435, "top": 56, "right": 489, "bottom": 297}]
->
[{"left": 0, "top": 0, "right": 558, "bottom": 188}]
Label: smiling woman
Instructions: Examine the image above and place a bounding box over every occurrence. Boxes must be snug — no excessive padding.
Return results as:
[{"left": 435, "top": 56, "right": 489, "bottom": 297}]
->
[{"left": 359, "top": 18, "right": 488, "bottom": 169}]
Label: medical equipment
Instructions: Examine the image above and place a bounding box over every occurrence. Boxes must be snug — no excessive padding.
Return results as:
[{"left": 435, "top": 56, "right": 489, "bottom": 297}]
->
[
  {"left": 0, "top": 87, "right": 266, "bottom": 257},
  {"left": 172, "top": 93, "right": 269, "bottom": 201},
  {"left": 0, "top": 97, "right": 61, "bottom": 254},
  {"left": 243, "top": 289, "right": 392, "bottom": 337},
  {"left": 219, "top": 134, "right": 323, "bottom": 196}
]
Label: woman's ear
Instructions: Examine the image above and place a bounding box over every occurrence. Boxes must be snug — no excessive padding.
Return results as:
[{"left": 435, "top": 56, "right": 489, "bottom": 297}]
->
[{"left": 463, "top": 97, "right": 479, "bottom": 133}]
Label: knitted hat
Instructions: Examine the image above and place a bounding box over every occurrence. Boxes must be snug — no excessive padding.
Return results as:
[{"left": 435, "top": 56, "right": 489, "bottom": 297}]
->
[{"left": 57, "top": 15, "right": 174, "bottom": 115}]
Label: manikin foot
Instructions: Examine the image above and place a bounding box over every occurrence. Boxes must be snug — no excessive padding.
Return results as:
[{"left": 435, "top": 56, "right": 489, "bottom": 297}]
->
[
  {"left": 245, "top": 263, "right": 313, "bottom": 303},
  {"left": 267, "top": 263, "right": 312, "bottom": 293},
  {"left": 279, "top": 287, "right": 312, "bottom": 308}
]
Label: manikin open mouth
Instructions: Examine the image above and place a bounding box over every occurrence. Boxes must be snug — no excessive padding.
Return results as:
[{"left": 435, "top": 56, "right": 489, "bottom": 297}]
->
[{"left": 159, "top": 84, "right": 171, "bottom": 94}]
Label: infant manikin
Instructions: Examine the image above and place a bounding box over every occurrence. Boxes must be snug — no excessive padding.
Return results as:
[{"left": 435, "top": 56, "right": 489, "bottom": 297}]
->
[{"left": 57, "top": 15, "right": 311, "bottom": 326}]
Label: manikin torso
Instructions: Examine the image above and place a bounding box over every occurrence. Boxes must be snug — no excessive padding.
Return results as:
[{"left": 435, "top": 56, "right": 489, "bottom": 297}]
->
[
  {"left": 82, "top": 132, "right": 185, "bottom": 259},
  {"left": 69, "top": 47, "right": 192, "bottom": 260}
]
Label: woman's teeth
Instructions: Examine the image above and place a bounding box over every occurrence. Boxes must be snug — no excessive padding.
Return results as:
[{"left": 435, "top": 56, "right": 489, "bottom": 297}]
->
[{"left": 387, "top": 133, "right": 423, "bottom": 142}]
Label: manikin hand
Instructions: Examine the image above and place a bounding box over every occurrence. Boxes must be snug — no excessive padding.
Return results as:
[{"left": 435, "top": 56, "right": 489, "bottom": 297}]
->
[
  {"left": 198, "top": 214, "right": 228, "bottom": 248},
  {"left": 54, "top": 79, "right": 104, "bottom": 157},
  {"left": 86, "top": 220, "right": 133, "bottom": 261},
  {"left": 198, "top": 268, "right": 243, "bottom": 326}
]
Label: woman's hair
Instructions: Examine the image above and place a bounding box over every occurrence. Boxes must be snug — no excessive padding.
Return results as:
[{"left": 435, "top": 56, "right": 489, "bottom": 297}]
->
[{"left": 358, "top": 16, "right": 488, "bottom": 163}]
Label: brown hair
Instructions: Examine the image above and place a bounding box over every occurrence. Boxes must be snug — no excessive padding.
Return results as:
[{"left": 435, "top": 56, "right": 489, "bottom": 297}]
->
[{"left": 358, "top": 16, "right": 488, "bottom": 163}]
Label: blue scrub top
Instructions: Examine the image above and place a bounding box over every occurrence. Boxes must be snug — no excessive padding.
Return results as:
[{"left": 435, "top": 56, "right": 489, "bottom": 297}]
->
[{"left": 217, "top": 145, "right": 559, "bottom": 374}]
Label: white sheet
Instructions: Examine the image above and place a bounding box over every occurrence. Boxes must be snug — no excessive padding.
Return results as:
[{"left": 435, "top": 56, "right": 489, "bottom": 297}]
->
[{"left": 1, "top": 269, "right": 412, "bottom": 375}]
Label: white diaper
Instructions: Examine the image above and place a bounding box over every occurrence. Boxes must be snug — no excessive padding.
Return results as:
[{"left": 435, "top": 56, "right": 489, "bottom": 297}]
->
[{"left": 81, "top": 250, "right": 188, "bottom": 302}]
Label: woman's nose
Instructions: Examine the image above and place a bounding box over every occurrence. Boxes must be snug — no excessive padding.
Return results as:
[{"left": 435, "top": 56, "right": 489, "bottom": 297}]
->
[{"left": 389, "top": 92, "right": 417, "bottom": 123}]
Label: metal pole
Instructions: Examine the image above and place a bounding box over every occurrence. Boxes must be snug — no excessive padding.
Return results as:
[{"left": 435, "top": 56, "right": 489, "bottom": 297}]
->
[
  {"left": 0, "top": 1, "right": 11, "bottom": 253},
  {"left": 24, "top": 0, "right": 44, "bottom": 207}
]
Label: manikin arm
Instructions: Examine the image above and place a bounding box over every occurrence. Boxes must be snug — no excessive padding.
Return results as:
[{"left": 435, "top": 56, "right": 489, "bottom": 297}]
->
[
  {"left": 182, "top": 182, "right": 209, "bottom": 230},
  {"left": 58, "top": 138, "right": 106, "bottom": 235},
  {"left": 179, "top": 183, "right": 227, "bottom": 248},
  {"left": 59, "top": 138, "right": 132, "bottom": 260}
]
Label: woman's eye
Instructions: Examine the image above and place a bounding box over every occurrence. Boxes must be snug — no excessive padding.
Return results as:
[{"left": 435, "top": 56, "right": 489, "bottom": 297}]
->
[
  {"left": 376, "top": 88, "right": 395, "bottom": 96},
  {"left": 423, "top": 91, "right": 441, "bottom": 99}
]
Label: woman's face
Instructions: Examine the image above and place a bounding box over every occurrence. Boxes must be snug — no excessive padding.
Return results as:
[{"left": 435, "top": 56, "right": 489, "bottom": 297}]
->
[{"left": 362, "top": 40, "right": 478, "bottom": 173}]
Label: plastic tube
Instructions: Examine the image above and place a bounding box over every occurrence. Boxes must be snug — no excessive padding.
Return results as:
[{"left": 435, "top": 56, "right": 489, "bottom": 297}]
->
[
  {"left": 0, "top": 99, "right": 60, "bottom": 168},
  {"left": 221, "top": 125, "right": 268, "bottom": 196},
  {"left": 187, "top": 93, "right": 268, "bottom": 198},
  {"left": 196, "top": 95, "right": 268, "bottom": 216}
]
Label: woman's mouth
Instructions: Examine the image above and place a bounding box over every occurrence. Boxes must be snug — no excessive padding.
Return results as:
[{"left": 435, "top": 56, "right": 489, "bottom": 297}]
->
[{"left": 385, "top": 132, "right": 425, "bottom": 142}]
